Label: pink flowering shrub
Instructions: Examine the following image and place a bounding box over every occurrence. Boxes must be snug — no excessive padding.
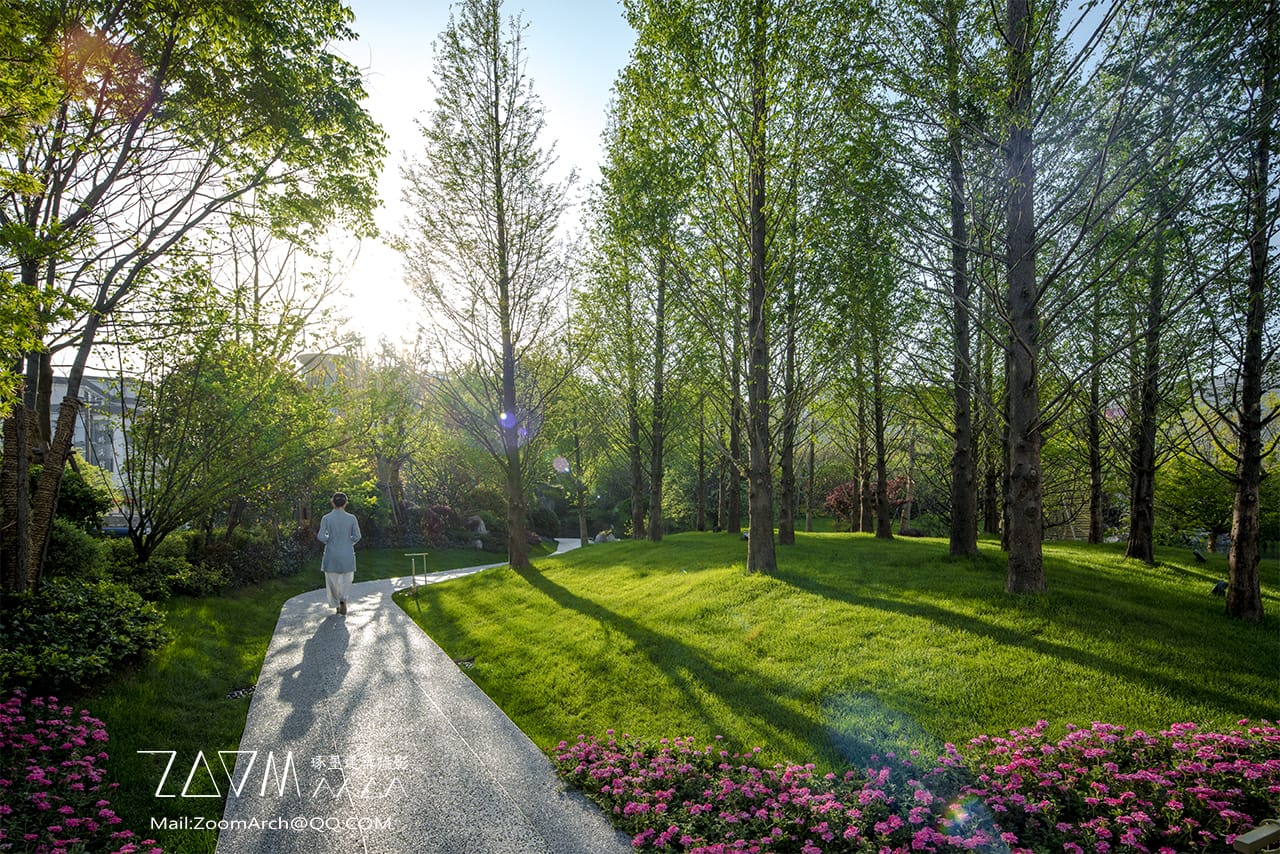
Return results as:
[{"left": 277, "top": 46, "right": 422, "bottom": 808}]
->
[
  {"left": 954, "top": 719, "right": 1280, "bottom": 853},
  {"left": 554, "top": 721, "right": 1280, "bottom": 853},
  {"left": 554, "top": 732, "right": 1006, "bottom": 852},
  {"left": 0, "top": 692, "right": 161, "bottom": 854}
]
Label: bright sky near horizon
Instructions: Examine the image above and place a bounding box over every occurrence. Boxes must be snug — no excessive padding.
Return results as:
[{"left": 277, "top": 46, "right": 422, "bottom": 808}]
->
[{"left": 333, "top": 0, "right": 636, "bottom": 348}]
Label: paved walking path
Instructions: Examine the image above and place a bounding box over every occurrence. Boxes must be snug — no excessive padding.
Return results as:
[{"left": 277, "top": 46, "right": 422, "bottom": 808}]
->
[{"left": 215, "top": 540, "right": 630, "bottom": 854}]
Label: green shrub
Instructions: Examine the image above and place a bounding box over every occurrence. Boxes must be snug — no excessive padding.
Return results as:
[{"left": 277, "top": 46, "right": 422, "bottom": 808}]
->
[
  {"left": 528, "top": 504, "right": 559, "bottom": 538},
  {"left": 907, "top": 512, "right": 948, "bottom": 537},
  {"left": 0, "top": 578, "right": 167, "bottom": 693},
  {"left": 191, "top": 530, "right": 301, "bottom": 587},
  {"left": 45, "top": 517, "right": 107, "bottom": 580}
]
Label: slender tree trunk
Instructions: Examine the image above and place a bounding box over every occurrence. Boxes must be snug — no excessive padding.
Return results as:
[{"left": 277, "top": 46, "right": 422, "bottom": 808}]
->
[
  {"left": 778, "top": 252, "right": 799, "bottom": 546},
  {"left": 856, "top": 354, "right": 874, "bottom": 533},
  {"left": 1088, "top": 285, "right": 1105, "bottom": 544},
  {"left": 716, "top": 451, "right": 727, "bottom": 531},
  {"left": 745, "top": 0, "right": 776, "bottom": 572},
  {"left": 648, "top": 255, "right": 667, "bottom": 541},
  {"left": 1125, "top": 207, "right": 1164, "bottom": 564},
  {"left": 1003, "top": 0, "right": 1045, "bottom": 592},
  {"left": 573, "top": 422, "right": 589, "bottom": 546},
  {"left": 945, "top": 0, "right": 978, "bottom": 557},
  {"left": 696, "top": 405, "right": 707, "bottom": 531},
  {"left": 1227, "top": 0, "right": 1274, "bottom": 621},
  {"left": 489, "top": 16, "right": 527, "bottom": 570},
  {"left": 629, "top": 399, "right": 645, "bottom": 539},
  {"left": 805, "top": 424, "right": 816, "bottom": 533},
  {"left": 728, "top": 343, "right": 743, "bottom": 534},
  {"left": 899, "top": 431, "right": 916, "bottom": 535},
  {"left": 872, "top": 339, "right": 893, "bottom": 540}
]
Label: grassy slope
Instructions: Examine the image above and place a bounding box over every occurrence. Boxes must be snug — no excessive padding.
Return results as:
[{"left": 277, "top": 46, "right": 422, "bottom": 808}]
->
[
  {"left": 398, "top": 532, "right": 1280, "bottom": 774},
  {"left": 84, "top": 545, "right": 515, "bottom": 854}
]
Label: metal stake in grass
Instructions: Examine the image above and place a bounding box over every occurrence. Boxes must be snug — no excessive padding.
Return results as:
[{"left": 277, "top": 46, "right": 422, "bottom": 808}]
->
[{"left": 405, "top": 552, "right": 428, "bottom": 617}]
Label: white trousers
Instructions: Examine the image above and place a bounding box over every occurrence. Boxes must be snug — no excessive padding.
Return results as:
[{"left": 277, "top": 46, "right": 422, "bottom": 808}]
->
[{"left": 324, "top": 571, "right": 353, "bottom": 608}]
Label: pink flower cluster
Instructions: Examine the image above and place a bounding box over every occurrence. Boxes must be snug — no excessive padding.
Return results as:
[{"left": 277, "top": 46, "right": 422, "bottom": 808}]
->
[
  {"left": 0, "top": 692, "right": 161, "bottom": 854},
  {"left": 953, "top": 719, "right": 1280, "bottom": 853},
  {"left": 553, "top": 732, "right": 1006, "bottom": 853},
  {"left": 553, "top": 721, "right": 1280, "bottom": 853}
]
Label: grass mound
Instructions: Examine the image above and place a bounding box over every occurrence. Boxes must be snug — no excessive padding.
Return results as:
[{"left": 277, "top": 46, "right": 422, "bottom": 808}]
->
[{"left": 397, "top": 532, "right": 1279, "bottom": 769}]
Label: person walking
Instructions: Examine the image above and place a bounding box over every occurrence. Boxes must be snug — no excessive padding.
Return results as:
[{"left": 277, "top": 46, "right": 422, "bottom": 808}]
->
[{"left": 318, "top": 492, "right": 362, "bottom": 615}]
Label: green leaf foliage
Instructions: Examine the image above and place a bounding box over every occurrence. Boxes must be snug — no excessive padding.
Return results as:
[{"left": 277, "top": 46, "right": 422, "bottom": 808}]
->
[{"left": 0, "top": 577, "right": 167, "bottom": 692}]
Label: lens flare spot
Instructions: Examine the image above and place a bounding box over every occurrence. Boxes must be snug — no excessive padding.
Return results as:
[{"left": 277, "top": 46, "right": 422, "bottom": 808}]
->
[
  {"left": 498, "top": 411, "right": 517, "bottom": 429},
  {"left": 553, "top": 456, "right": 571, "bottom": 474}
]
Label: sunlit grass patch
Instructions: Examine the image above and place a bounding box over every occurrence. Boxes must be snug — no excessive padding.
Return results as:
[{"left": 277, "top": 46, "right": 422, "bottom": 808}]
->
[{"left": 398, "top": 532, "right": 1279, "bottom": 774}]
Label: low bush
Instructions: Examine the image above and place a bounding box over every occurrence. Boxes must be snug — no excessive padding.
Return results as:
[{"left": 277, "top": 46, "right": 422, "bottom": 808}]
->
[
  {"left": 45, "top": 517, "right": 107, "bottom": 581},
  {"left": 556, "top": 720, "right": 1280, "bottom": 853},
  {"left": 0, "top": 579, "right": 167, "bottom": 693},
  {"left": 0, "top": 692, "right": 161, "bottom": 854},
  {"left": 185, "top": 530, "right": 303, "bottom": 589},
  {"left": 528, "top": 504, "right": 560, "bottom": 538},
  {"left": 906, "top": 512, "right": 948, "bottom": 538}
]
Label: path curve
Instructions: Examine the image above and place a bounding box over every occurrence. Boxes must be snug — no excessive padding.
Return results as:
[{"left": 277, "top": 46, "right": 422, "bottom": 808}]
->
[{"left": 215, "top": 539, "right": 630, "bottom": 854}]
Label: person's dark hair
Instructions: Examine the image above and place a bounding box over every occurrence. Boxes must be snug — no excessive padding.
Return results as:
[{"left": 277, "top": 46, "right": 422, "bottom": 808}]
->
[{"left": 332, "top": 492, "right": 348, "bottom": 508}]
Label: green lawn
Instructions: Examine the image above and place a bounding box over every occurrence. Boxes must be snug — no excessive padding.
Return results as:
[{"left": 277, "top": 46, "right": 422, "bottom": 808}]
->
[
  {"left": 83, "top": 545, "right": 514, "bottom": 854},
  {"left": 72, "top": 534, "right": 1280, "bottom": 852},
  {"left": 397, "top": 532, "right": 1280, "bottom": 774}
]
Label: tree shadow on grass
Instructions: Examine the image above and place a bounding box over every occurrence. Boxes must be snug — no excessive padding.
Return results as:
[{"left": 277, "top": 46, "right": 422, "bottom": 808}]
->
[
  {"left": 773, "top": 566, "right": 1278, "bottom": 724},
  {"left": 512, "top": 565, "right": 827, "bottom": 762}
]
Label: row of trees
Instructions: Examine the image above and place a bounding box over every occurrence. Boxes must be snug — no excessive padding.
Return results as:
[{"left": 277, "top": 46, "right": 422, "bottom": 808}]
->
[
  {"left": 395, "top": 0, "right": 1275, "bottom": 620},
  {"left": 3, "top": 0, "right": 1273, "bottom": 629},
  {"left": 563, "top": 0, "right": 1277, "bottom": 621}
]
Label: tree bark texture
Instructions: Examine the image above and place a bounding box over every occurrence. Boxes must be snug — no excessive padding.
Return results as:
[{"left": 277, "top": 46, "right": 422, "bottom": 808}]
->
[
  {"left": 1227, "top": 0, "right": 1274, "bottom": 621},
  {"left": 629, "top": 399, "right": 645, "bottom": 539},
  {"left": 872, "top": 341, "right": 893, "bottom": 539},
  {"left": 1003, "top": 0, "right": 1045, "bottom": 592},
  {"left": 1125, "top": 209, "right": 1165, "bottom": 565},
  {"left": 945, "top": 0, "right": 978, "bottom": 557},
  {"left": 745, "top": 0, "right": 776, "bottom": 572},
  {"left": 648, "top": 254, "right": 667, "bottom": 541}
]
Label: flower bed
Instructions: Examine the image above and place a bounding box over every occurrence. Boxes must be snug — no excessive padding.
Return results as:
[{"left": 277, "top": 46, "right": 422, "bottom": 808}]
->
[
  {"left": 553, "top": 720, "right": 1280, "bottom": 853},
  {"left": 0, "top": 692, "right": 160, "bottom": 854}
]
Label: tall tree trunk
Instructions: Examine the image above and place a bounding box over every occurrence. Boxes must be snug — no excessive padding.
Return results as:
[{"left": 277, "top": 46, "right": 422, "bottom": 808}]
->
[
  {"left": 573, "top": 423, "right": 589, "bottom": 546},
  {"left": 1003, "top": 0, "right": 1045, "bottom": 592},
  {"left": 777, "top": 349, "right": 798, "bottom": 545},
  {"left": 872, "top": 339, "right": 893, "bottom": 539},
  {"left": 856, "top": 352, "right": 874, "bottom": 533},
  {"left": 696, "top": 404, "right": 707, "bottom": 531},
  {"left": 490, "top": 15, "right": 527, "bottom": 570},
  {"left": 648, "top": 255, "right": 667, "bottom": 541},
  {"left": 1227, "top": 0, "right": 1274, "bottom": 621},
  {"left": 728, "top": 338, "right": 744, "bottom": 534},
  {"left": 945, "top": 0, "right": 978, "bottom": 557},
  {"left": 899, "top": 431, "right": 916, "bottom": 535},
  {"left": 804, "top": 423, "right": 816, "bottom": 532},
  {"left": 1088, "top": 284, "right": 1105, "bottom": 544},
  {"left": 629, "top": 399, "right": 645, "bottom": 539},
  {"left": 1125, "top": 205, "right": 1165, "bottom": 564},
  {"left": 777, "top": 235, "right": 799, "bottom": 546},
  {"left": 745, "top": 0, "right": 776, "bottom": 572},
  {"left": 716, "top": 452, "right": 727, "bottom": 531}
]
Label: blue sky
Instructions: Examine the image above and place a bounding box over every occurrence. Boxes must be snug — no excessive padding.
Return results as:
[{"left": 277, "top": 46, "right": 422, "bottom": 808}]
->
[{"left": 335, "top": 0, "right": 636, "bottom": 345}]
